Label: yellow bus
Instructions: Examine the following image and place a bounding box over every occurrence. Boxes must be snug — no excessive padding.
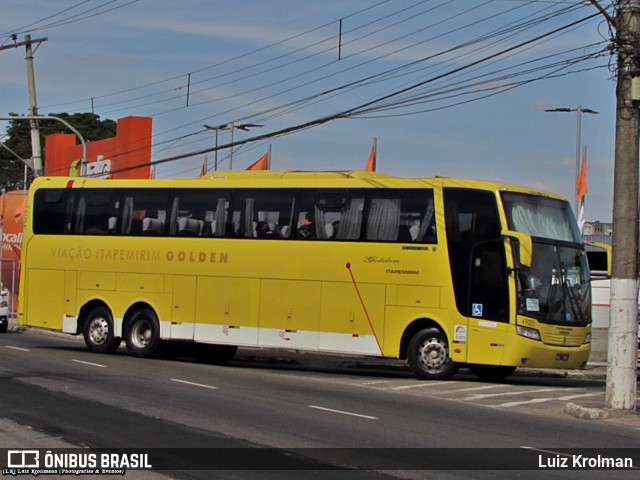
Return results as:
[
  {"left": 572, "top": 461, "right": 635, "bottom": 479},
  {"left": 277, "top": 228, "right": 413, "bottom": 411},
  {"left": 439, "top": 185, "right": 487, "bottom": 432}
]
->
[{"left": 18, "top": 171, "right": 593, "bottom": 380}]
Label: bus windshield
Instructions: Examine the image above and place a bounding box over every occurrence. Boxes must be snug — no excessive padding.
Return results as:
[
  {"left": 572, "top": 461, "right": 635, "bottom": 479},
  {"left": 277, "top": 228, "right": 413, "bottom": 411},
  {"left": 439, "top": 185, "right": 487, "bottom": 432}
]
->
[
  {"left": 501, "top": 192, "right": 581, "bottom": 243},
  {"left": 501, "top": 192, "right": 591, "bottom": 326}
]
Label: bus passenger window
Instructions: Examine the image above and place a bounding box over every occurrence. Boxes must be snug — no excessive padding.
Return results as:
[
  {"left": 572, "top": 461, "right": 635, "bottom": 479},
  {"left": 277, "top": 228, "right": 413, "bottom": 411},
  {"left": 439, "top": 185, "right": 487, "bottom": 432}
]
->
[
  {"left": 364, "top": 190, "right": 436, "bottom": 243},
  {"left": 81, "top": 189, "right": 119, "bottom": 235},
  {"left": 231, "top": 189, "right": 294, "bottom": 239},
  {"left": 33, "top": 189, "right": 73, "bottom": 234}
]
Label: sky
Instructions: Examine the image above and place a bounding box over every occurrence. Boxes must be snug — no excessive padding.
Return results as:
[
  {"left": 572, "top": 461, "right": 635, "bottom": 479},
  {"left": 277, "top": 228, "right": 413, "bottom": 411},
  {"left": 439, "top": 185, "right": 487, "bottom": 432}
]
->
[{"left": 0, "top": 0, "right": 617, "bottom": 222}]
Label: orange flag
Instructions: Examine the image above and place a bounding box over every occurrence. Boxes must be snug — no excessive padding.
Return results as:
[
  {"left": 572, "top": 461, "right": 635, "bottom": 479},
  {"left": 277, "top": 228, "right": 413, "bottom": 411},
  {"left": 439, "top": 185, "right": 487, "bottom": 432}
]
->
[
  {"left": 575, "top": 151, "right": 588, "bottom": 232},
  {"left": 200, "top": 160, "right": 207, "bottom": 177},
  {"left": 13, "top": 196, "right": 26, "bottom": 224},
  {"left": 575, "top": 155, "right": 588, "bottom": 201},
  {"left": 246, "top": 152, "right": 269, "bottom": 170},
  {"left": 365, "top": 145, "right": 376, "bottom": 172}
]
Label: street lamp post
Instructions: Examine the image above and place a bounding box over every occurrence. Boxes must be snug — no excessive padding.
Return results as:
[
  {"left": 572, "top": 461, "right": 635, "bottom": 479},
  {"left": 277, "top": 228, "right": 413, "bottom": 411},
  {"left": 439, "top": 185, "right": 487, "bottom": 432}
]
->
[
  {"left": 545, "top": 106, "right": 598, "bottom": 215},
  {"left": 203, "top": 122, "right": 263, "bottom": 171}
]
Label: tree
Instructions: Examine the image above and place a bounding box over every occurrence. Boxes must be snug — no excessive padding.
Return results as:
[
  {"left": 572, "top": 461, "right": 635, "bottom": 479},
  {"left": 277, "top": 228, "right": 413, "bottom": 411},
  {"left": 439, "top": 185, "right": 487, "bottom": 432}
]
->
[{"left": 0, "top": 113, "right": 116, "bottom": 190}]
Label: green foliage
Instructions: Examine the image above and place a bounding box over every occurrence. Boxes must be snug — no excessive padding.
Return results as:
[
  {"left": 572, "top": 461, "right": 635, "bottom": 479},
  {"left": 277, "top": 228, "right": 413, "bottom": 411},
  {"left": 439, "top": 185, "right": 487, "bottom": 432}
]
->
[{"left": 0, "top": 113, "right": 116, "bottom": 191}]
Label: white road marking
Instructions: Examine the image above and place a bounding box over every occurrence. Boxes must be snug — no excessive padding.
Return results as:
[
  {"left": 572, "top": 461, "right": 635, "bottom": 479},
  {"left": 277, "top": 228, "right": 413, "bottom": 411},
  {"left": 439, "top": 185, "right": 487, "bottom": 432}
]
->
[
  {"left": 443, "top": 384, "right": 514, "bottom": 394},
  {"left": 5, "top": 345, "right": 29, "bottom": 352},
  {"left": 390, "top": 381, "right": 464, "bottom": 390},
  {"left": 464, "top": 387, "right": 578, "bottom": 401},
  {"left": 494, "top": 392, "right": 600, "bottom": 408},
  {"left": 308, "top": 405, "right": 378, "bottom": 420},
  {"left": 72, "top": 359, "right": 107, "bottom": 368},
  {"left": 520, "top": 446, "right": 573, "bottom": 457},
  {"left": 171, "top": 378, "right": 218, "bottom": 390}
]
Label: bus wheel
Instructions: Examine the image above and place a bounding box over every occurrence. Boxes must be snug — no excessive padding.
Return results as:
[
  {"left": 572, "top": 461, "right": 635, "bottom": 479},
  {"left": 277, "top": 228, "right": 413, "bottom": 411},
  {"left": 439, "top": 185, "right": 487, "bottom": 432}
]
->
[
  {"left": 407, "top": 328, "right": 458, "bottom": 380},
  {"left": 83, "top": 307, "right": 120, "bottom": 353},
  {"left": 469, "top": 365, "right": 516, "bottom": 382},
  {"left": 124, "top": 308, "right": 160, "bottom": 358}
]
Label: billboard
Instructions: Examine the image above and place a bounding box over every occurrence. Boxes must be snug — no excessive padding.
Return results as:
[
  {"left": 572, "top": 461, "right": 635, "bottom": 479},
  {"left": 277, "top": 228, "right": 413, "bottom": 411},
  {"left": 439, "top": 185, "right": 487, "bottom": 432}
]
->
[
  {"left": 0, "top": 190, "right": 27, "bottom": 306},
  {"left": 44, "top": 116, "right": 152, "bottom": 179}
]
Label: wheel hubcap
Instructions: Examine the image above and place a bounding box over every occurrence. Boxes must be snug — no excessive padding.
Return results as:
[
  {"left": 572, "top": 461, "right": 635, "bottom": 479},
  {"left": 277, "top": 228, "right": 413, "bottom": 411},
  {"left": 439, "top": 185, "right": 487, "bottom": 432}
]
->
[
  {"left": 132, "top": 320, "right": 151, "bottom": 348},
  {"left": 418, "top": 338, "right": 448, "bottom": 370},
  {"left": 89, "top": 318, "right": 108, "bottom": 345}
]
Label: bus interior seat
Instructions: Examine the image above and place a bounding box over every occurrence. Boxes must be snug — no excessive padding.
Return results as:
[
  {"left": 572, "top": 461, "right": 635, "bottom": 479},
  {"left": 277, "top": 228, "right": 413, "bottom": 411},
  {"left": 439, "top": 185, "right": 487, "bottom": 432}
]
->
[
  {"left": 280, "top": 225, "right": 289, "bottom": 238},
  {"left": 178, "top": 217, "right": 203, "bottom": 236},
  {"left": 398, "top": 225, "right": 413, "bottom": 243},
  {"left": 108, "top": 217, "right": 117, "bottom": 233},
  {"left": 202, "top": 220, "right": 216, "bottom": 236},
  {"left": 409, "top": 223, "right": 420, "bottom": 241},
  {"left": 142, "top": 217, "right": 164, "bottom": 235}
]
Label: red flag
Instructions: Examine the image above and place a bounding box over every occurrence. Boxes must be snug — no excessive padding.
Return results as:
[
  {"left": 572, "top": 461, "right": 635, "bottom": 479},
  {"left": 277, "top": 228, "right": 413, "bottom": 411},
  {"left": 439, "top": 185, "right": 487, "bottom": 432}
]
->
[
  {"left": 246, "top": 152, "right": 269, "bottom": 170},
  {"left": 365, "top": 145, "right": 376, "bottom": 172},
  {"left": 575, "top": 155, "right": 588, "bottom": 201}
]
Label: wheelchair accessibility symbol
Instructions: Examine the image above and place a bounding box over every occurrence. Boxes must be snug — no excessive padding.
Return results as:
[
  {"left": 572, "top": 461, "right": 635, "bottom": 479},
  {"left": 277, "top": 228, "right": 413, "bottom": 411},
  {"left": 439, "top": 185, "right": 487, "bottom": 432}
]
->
[{"left": 472, "top": 303, "right": 483, "bottom": 317}]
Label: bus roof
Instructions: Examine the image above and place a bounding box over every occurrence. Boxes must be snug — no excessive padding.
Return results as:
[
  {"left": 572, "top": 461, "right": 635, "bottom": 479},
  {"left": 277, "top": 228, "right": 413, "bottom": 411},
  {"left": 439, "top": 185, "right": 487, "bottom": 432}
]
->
[{"left": 30, "top": 171, "right": 565, "bottom": 200}]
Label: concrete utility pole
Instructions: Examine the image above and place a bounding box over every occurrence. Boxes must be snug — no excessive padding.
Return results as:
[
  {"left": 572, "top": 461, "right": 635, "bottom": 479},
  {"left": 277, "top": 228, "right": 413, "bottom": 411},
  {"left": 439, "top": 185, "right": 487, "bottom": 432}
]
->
[
  {"left": 25, "top": 35, "right": 43, "bottom": 177},
  {"left": 0, "top": 35, "right": 48, "bottom": 177},
  {"left": 607, "top": 0, "right": 639, "bottom": 411}
]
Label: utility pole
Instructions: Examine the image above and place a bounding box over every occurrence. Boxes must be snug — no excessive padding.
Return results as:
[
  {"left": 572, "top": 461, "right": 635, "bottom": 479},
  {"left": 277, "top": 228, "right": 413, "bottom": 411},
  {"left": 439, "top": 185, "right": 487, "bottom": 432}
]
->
[
  {"left": 0, "top": 35, "right": 48, "bottom": 177},
  {"left": 607, "top": 0, "right": 639, "bottom": 411},
  {"left": 25, "top": 35, "right": 44, "bottom": 177}
]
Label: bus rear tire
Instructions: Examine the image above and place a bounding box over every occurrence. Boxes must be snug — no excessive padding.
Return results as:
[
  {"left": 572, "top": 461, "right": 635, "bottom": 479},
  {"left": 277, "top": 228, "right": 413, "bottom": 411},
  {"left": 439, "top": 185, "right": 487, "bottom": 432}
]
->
[
  {"left": 83, "top": 306, "right": 120, "bottom": 353},
  {"left": 469, "top": 365, "right": 516, "bottom": 382},
  {"left": 125, "top": 308, "right": 161, "bottom": 358},
  {"left": 407, "top": 327, "right": 458, "bottom": 380}
]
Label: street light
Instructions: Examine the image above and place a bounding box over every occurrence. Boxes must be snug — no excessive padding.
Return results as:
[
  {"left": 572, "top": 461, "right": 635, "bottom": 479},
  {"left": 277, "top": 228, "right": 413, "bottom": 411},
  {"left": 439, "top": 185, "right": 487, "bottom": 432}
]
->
[
  {"left": 203, "top": 122, "right": 263, "bottom": 170},
  {"left": 545, "top": 106, "right": 598, "bottom": 214}
]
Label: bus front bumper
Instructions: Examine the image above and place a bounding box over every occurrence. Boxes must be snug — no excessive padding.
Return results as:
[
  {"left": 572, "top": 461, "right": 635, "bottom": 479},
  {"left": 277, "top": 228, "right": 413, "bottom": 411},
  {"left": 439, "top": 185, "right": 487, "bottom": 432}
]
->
[{"left": 510, "top": 340, "right": 591, "bottom": 370}]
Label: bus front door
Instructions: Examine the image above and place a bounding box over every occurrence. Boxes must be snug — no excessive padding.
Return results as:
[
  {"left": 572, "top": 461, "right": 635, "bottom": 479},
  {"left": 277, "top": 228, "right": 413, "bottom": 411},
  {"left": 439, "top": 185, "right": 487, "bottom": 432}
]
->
[{"left": 465, "top": 239, "right": 509, "bottom": 365}]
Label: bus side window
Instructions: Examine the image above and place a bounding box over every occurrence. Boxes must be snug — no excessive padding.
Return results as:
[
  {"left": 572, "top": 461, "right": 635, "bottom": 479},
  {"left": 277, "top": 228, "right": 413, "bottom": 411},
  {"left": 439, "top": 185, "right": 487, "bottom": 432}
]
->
[
  {"left": 364, "top": 189, "right": 436, "bottom": 243},
  {"left": 120, "top": 190, "right": 170, "bottom": 236},
  {"left": 79, "top": 189, "right": 120, "bottom": 235},
  {"left": 33, "top": 188, "right": 74, "bottom": 234},
  {"left": 172, "top": 190, "right": 227, "bottom": 237},
  {"left": 308, "top": 190, "right": 362, "bottom": 241}
]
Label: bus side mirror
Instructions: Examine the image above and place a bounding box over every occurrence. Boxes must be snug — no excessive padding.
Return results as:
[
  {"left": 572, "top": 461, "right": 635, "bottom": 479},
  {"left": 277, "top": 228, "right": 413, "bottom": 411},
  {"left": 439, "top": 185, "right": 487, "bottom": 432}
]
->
[
  {"left": 502, "top": 230, "right": 532, "bottom": 270},
  {"left": 584, "top": 241, "right": 611, "bottom": 278}
]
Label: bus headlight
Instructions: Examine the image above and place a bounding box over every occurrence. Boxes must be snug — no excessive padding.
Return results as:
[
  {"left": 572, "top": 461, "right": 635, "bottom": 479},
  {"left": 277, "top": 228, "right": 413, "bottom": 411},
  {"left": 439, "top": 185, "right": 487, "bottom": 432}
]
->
[
  {"left": 582, "top": 333, "right": 592, "bottom": 344},
  {"left": 516, "top": 325, "right": 541, "bottom": 341}
]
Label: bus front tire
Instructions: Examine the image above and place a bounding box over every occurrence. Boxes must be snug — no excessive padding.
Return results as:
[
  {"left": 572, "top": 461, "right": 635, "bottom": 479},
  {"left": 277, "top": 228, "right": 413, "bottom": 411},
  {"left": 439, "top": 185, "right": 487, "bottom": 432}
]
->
[
  {"left": 124, "top": 308, "right": 161, "bottom": 358},
  {"left": 83, "top": 307, "right": 120, "bottom": 353},
  {"left": 469, "top": 365, "right": 516, "bottom": 382},
  {"left": 407, "top": 327, "right": 458, "bottom": 380}
]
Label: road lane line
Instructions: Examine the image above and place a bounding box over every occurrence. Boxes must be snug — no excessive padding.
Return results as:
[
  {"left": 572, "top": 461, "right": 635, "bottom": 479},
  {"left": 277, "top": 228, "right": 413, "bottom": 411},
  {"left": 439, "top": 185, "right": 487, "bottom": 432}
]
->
[
  {"left": 72, "top": 359, "right": 107, "bottom": 368},
  {"left": 464, "top": 387, "right": 578, "bottom": 401},
  {"left": 557, "top": 392, "right": 602, "bottom": 401},
  {"left": 390, "top": 381, "right": 464, "bottom": 390},
  {"left": 442, "top": 384, "right": 514, "bottom": 394},
  {"left": 5, "top": 346, "right": 29, "bottom": 352},
  {"left": 171, "top": 378, "right": 218, "bottom": 390},
  {"left": 308, "top": 405, "right": 378, "bottom": 420},
  {"left": 495, "top": 392, "right": 600, "bottom": 408}
]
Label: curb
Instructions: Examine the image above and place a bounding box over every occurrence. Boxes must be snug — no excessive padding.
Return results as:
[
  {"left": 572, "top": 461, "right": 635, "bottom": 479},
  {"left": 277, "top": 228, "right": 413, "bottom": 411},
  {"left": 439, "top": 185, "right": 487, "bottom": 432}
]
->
[{"left": 564, "top": 401, "right": 610, "bottom": 420}]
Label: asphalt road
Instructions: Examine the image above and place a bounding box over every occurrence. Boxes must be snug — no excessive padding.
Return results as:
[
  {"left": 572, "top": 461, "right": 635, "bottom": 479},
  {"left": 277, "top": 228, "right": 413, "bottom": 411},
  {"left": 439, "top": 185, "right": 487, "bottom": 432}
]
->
[{"left": 0, "top": 329, "right": 638, "bottom": 480}]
